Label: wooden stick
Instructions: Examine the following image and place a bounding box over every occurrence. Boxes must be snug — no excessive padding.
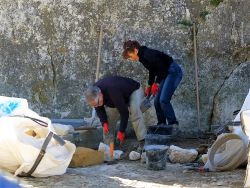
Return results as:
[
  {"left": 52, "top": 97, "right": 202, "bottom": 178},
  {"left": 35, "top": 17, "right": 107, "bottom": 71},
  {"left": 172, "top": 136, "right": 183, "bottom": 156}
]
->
[
  {"left": 96, "top": 25, "right": 103, "bottom": 82},
  {"left": 193, "top": 22, "right": 201, "bottom": 131},
  {"left": 110, "top": 142, "right": 114, "bottom": 161},
  {"left": 90, "top": 25, "right": 104, "bottom": 126}
]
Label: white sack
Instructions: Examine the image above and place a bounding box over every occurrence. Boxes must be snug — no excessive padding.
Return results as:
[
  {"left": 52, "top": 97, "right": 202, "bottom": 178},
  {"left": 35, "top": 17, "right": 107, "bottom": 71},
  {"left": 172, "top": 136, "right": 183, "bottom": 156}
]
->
[
  {"left": 205, "top": 126, "right": 248, "bottom": 171},
  {"left": 234, "top": 89, "right": 250, "bottom": 122},
  {"left": 241, "top": 110, "right": 250, "bottom": 187},
  {"left": 0, "top": 96, "right": 29, "bottom": 116},
  {"left": 0, "top": 116, "right": 76, "bottom": 177}
]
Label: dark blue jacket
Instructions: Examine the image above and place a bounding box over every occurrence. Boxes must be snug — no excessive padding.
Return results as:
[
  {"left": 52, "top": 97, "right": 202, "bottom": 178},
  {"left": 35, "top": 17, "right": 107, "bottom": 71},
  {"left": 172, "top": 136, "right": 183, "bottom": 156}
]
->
[
  {"left": 94, "top": 76, "right": 140, "bottom": 132},
  {"left": 138, "top": 46, "right": 173, "bottom": 85}
]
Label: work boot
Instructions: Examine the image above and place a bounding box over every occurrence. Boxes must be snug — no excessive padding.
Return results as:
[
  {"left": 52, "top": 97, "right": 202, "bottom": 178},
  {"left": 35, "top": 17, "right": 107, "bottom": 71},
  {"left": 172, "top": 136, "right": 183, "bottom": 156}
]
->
[{"left": 137, "top": 139, "right": 145, "bottom": 154}]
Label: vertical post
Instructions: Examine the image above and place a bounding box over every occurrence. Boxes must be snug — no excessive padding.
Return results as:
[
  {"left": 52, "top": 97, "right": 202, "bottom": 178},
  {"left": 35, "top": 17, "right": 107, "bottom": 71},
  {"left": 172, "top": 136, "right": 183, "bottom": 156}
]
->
[
  {"left": 95, "top": 25, "right": 103, "bottom": 82},
  {"left": 193, "top": 22, "right": 201, "bottom": 131},
  {"left": 90, "top": 25, "right": 103, "bottom": 125}
]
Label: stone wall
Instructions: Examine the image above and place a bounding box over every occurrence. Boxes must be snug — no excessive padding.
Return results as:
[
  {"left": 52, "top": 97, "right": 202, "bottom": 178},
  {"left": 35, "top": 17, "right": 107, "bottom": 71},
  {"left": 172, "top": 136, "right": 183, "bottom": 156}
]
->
[{"left": 0, "top": 0, "right": 249, "bottom": 133}]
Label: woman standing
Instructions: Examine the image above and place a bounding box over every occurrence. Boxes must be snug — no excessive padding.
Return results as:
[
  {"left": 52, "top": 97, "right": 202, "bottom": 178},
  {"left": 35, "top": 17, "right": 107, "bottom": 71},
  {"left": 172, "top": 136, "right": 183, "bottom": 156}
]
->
[{"left": 123, "top": 40, "right": 183, "bottom": 127}]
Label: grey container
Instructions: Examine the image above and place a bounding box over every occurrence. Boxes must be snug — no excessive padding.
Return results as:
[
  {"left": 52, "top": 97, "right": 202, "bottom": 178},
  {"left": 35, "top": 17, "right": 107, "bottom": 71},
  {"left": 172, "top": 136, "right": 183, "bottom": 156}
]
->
[
  {"left": 62, "top": 128, "right": 103, "bottom": 149},
  {"left": 145, "top": 134, "right": 172, "bottom": 145},
  {"left": 52, "top": 119, "right": 103, "bottom": 149},
  {"left": 147, "top": 125, "right": 173, "bottom": 135},
  {"left": 145, "top": 124, "right": 173, "bottom": 146},
  {"left": 145, "top": 145, "right": 168, "bottom": 170}
]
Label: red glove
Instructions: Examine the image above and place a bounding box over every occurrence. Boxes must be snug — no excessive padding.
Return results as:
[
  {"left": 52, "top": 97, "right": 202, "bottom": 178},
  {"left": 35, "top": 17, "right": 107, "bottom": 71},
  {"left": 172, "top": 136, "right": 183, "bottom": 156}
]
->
[
  {"left": 151, "top": 83, "right": 159, "bottom": 96},
  {"left": 145, "top": 86, "right": 151, "bottom": 96},
  {"left": 103, "top": 122, "right": 109, "bottom": 134},
  {"left": 117, "top": 131, "right": 125, "bottom": 144}
]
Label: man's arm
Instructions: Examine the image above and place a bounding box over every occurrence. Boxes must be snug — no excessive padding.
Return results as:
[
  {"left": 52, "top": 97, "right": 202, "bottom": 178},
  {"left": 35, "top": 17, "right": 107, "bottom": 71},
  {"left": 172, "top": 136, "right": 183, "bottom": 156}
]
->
[{"left": 95, "top": 106, "right": 108, "bottom": 125}]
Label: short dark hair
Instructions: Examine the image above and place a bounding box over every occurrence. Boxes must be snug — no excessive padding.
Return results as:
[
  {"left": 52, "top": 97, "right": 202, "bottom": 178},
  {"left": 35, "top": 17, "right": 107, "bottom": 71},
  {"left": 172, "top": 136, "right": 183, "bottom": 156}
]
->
[{"left": 122, "top": 40, "right": 140, "bottom": 59}]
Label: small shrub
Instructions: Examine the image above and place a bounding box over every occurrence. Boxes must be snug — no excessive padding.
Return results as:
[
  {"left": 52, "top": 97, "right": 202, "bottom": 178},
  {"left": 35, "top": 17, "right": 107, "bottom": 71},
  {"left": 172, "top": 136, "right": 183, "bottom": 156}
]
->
[
  {"left": 177, "top": 19, "right": 193, "bottom": 27},
  {"left": 199, "top": 11, "right": 209, "bottom": 20},
  {"left": 210, "top": 0, "right": 223, "bottom": 6}
]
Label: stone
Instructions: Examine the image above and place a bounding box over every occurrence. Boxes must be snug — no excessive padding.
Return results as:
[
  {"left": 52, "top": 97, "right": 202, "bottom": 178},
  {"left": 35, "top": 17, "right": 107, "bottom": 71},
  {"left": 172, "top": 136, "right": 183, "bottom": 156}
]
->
[
  {"left": 129, "top": 151, "right": 141, "bottom": 161},
  {"left": 69, "top": 147, "right": 104, "bottom": 168},
  {"left": 201, "top": 154, "right": 208, "bottom": 164},
  {"left": 168, "top": 145, "right": 198, "bottom": 164}
]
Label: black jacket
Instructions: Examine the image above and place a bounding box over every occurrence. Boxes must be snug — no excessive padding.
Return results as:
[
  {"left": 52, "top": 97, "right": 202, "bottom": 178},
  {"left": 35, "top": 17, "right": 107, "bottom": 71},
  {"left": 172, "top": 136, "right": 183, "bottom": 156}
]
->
[
  {"left": 138, "top": 46, "right": 173, "bottom": 85},
  {"left": 94, "top": 76, "right": 140, "bottom": 132}
]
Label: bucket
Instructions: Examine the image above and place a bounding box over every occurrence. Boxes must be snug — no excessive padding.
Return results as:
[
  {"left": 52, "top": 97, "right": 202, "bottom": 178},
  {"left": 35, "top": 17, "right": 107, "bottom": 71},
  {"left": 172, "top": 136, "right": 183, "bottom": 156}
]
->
[
  {"left": 145, "top": 125, "right": 173, "bottom": 146},
  {"left": 145, "top": 145, "right": 168, "bottom": 170},
  {"left": 145, "top": 134, "right": 172, "bottom": 145},
  {"left": 147, "top": 125, "right": 173, "bottom": 135}
]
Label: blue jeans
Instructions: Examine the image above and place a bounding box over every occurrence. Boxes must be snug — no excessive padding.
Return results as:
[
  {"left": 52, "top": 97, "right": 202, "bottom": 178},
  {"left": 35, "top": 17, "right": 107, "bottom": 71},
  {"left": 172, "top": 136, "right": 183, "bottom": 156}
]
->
[{"left": 154, "top": 61, "right": 183, "bottom": 125}]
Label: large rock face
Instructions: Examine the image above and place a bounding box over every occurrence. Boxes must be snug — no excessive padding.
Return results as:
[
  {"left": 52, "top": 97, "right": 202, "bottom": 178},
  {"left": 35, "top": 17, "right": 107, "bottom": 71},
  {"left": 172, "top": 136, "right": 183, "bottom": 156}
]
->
[
  {"left": 197, "top": 0, "right": 250, "bottom": 129},
  {"left": 0, "top": 0, "right": 249, "bottom": 134}
]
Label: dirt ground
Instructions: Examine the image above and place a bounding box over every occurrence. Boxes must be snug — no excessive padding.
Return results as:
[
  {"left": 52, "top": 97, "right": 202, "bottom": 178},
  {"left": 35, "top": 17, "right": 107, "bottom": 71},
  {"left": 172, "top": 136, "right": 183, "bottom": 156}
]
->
[
  {"left": 19, "top": 162, "right": 245, "bottom": 188},
  {"left": 11, "top": 138, "right": 247, "bottom": 187}
]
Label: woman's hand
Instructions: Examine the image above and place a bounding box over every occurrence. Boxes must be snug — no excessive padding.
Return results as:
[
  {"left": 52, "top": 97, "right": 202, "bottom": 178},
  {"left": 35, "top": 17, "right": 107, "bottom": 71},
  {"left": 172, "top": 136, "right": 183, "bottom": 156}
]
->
[
  {"left": 151, "top": 83, "right": 159, "bottom": 96},
  {"left": 144, "top": 86, "right": 151, "bottom": 96}
]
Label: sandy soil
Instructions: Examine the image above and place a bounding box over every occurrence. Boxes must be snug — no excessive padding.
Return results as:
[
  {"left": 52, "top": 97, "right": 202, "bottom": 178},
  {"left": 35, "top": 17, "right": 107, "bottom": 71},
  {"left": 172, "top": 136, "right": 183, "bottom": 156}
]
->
[
  {"left": 19, "top": 161, "right": 245, "bottom": 188},
  {"left": 17, "top": 138, "right": 245, "bottom": 188}
]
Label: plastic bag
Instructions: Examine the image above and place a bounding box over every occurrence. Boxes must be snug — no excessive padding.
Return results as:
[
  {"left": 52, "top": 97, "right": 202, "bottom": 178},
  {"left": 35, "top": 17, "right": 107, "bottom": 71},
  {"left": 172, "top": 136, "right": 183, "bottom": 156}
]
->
[
  {"left": 0, "top": 96, "right": 28, "bottom": 116},
  {"left": 234, "top": 89, "right": 250, "bottom": 122},
  {"left": 50, "top": 123, "right": 74, "bottom": 136},
  {"left": 0, "top": 116, "right": 76, "bottom": 177},
  {"left": 204, "top": 126, "right": 248, "bottom": 171},
  {"left": 241, "top": 110, "right": 250, "bottom": 187}
]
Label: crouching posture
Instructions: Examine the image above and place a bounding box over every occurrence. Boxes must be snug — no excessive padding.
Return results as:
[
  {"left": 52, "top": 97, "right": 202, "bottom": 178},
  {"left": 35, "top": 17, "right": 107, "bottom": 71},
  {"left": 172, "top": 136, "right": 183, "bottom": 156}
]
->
[
  {"left": 85, "top": 76, "right": 146, "bottom": 151},
  {"left": 123, "top": 40, "right": 183, "bottom": 127}
]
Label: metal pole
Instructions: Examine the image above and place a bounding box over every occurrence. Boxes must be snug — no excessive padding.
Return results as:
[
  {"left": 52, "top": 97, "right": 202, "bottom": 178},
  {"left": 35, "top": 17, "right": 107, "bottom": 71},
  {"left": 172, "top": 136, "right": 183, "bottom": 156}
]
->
[{"left": 193, "top": 22, "right": 201, "bottom": 131}]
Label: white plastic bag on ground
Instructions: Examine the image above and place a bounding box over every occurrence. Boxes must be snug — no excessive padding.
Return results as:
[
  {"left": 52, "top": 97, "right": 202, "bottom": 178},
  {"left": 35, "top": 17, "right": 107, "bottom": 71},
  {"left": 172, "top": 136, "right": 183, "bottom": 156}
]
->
[
  {"left": 50, "top": 123, "right": 74, "bottom": 136},
  {"left": 0, "top": 96, "right": 29, "bottom": 116},
  {"left": 0, "top": 116, "right": 76, "bottom": 177},
  {"left": 241, "top": 110, "right": 250, "bottom": 188},
  {"left": 204, "top": 126, "right": 248, "bottom": 171},
  {"left": 234, "top": 89, "right": 250, "bottom": 122},
  {"left": 241, "top": 110, "right": 250, "bottom": 137}
]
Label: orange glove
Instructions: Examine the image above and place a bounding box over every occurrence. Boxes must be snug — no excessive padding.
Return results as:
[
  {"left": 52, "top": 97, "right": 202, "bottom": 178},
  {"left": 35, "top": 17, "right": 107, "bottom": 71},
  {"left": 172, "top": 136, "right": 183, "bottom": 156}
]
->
[
  {"left": 117, "top": 131, "right": 125, "bottom": 144},
  {"left": 151, "top": 83, "right": 159, "bottom": 96},
  {"left": 103, "top": 122, "right": 109, "bottom": 134},
  {"left": 145, "top": 86, "right": 151, "bottom": 96}
]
